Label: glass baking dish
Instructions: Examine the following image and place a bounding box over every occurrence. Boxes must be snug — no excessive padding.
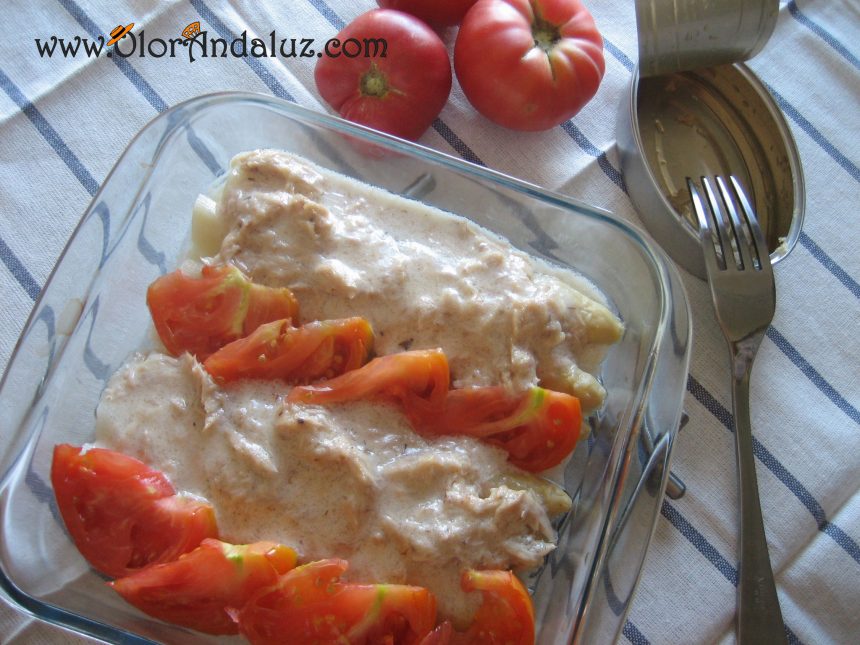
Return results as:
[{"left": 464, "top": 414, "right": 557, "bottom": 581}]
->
[{"left": 0, "top": 92, "right": 690, "bottom": 644}]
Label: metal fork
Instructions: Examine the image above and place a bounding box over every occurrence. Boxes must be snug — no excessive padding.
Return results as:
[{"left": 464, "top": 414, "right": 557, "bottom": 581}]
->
[{"left": 688, "top": 176, "right": 787, "bottom": 644}]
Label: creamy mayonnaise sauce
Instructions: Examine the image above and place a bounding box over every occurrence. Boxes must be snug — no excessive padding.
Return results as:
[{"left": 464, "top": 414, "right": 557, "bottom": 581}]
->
[
  {"left": 95, "top": 150, "right": 623, "bottom": 625},
  {"left": 212, "top": 150, "right": 623, "bottom": 412}
]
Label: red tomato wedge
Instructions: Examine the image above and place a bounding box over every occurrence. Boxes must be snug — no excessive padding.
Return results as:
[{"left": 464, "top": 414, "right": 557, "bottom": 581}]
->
[
  {"left": 454, "top": 570, "right": 535, "bottom": 645},
  {"left": 203, "top": 317, "right": 374, "bottom": 384},
  {"left": 236, "top": 559, "right": 437, "bottom": 645},
  {"left": 51, "top": 445, "right": 218, "bottom": 578},
  {"left": 147, "top": 264, "right": 299, "bottom": 360},
  {"left": 408, "top": 386, "right": 583, "bottom": 472},
  {"left": 289, "top": 350, "right": 581, "bottom": 471},
  {"left": 287, "top": 349, "right": 450, "bottom": 415},
  {"left": 420, "top": 621, "right": 454, "bottom": 645},
  {"left": 110, "top": 538, "right": 297, "bottom": 635}
]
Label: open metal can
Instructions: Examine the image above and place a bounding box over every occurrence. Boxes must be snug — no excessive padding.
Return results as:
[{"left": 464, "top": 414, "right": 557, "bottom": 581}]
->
[
  {"left": 636, "top": 0, "right": 779, "bottom": 77},
  {"left": 618, "top": 0, "right": 804, "bottom": 279}
]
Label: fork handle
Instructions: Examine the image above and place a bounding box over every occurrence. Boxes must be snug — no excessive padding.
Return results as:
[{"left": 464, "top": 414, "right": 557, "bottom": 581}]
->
[{"left": 732, "top": 349, "right": 787, "bottom": 644}]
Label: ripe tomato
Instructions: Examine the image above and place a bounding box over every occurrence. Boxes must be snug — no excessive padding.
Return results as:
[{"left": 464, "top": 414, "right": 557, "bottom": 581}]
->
[
  {"left": 314, "top": 9, "right": 452, "bottom": 141},
  {"left": 203, "top": 317, "right": 374, "bottom": 384},
  {"left": 454, "top": 570, "right": 534, "bottom": 644},
  {"left": 414, "top": 571, "right": 534, "bottom": 645},
  {"left": 408, "top": 386, "right": 583, "bottom": 472},
  {"left": 51, "top": 445, "right": 218, "bottom": 578},
  {"left": 111, "top": 539, "right": 297, "bottom": 635},
  {"left": 147, "top": 264, "right": 299, "bottom": 360},
  {"left": 291, "top": 351, "right": 581, "bottom": 472},
  {"left": 377, "top": 0, "right": 478, "bottom": 27},
  {"left": 236, "top": 559, "right": 438, "bottom": 644},
  {"left": 454, "top": 0, "right": 605, "bottom": 131},
  {"left": 287, "top": 349, "right": 450, "bottom": 412},
  {"left": 420, "top": 621, "right": 454, "bottom": 645}
]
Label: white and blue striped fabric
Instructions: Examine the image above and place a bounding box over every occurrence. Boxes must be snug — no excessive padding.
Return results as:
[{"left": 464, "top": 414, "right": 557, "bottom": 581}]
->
[{"left": 0, "top": 1, "right": 857, "bottom": 643}]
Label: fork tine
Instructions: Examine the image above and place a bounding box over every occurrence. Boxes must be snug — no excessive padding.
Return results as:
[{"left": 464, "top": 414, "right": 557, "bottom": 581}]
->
[
  {"left": 702, "top": 177, "right": 736, "bottom": 269},
  {"left": 716, "top": 176, "right": 756, "bottom": 271},
  {"left": 689, "top": 178, "right": 709, "bottom": 232},
  {"left": 730, "top": 176, "right": 773, "bottom": 275},
  {"left": 688, "top": 178, "right": 723, "bottom": 275}
]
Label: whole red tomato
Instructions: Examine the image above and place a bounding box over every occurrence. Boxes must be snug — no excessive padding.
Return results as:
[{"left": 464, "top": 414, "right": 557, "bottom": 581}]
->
[
  {"left": 315, "top": 9, "right": 452, "bottom": 141},
  {"left": 377, "top": 0, "right": 478, "bottom": 27},
  {"left": 454, "top": 0, "right": 605, "bottom": 131}
]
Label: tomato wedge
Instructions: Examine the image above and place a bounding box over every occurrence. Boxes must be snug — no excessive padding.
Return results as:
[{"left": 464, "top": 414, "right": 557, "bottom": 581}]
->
[
  {"left": 147, "top": 264, "right": 299, "bottom": 360},
  {"left": 290, "top": 349, "right": 581, "bottom": 471},
  {"left": 420, "top": 621, "right": 454, "bottom": 645},
  {"left": 413, "top": 571, "right": 534, "bottom": 645},
  {"left": 287, "top": 349, "right": 450, "bottom": 415},
  {"left": 236, "top": 558, "right": 437, "bottom": 645},
  {"left": 51, "top": 444, "right": 218, "bottom": 578},
  {"left": 454, "top": 570, "right": 534, "bottom": 645},
  {"left": 408, "top": 386, "right": 582, "bottom": 472},
  {"left": 203, "top": 317, "right": 374, "bottom": 384},
  {"left": 111, "top": 538, "right": 297, "bottom": 635}
]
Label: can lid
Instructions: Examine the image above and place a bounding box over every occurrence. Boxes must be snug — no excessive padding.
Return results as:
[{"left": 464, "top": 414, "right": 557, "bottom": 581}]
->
[{"left": 635, "top": 0, "right": 779, "bottom": 77}]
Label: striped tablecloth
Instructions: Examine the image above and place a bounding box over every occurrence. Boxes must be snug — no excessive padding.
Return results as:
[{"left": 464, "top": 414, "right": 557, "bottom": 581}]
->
[{"left": 1, "top": 1, "right": 858, "bottom": 643}]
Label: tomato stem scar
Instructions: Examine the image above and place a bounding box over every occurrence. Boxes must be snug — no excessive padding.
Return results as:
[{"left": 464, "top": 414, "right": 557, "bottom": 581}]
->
[
  {"left": 530, "top": 3, "right": 561, "bottom": 54},
  {"left": 360, "top": 63, "right": 389, "bottom": 98}
]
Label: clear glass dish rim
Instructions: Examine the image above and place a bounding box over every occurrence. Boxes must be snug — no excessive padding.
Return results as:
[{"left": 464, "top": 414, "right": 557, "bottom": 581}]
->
[{"left": 0, "top": 90, "right": 691, "bottom": 643}]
